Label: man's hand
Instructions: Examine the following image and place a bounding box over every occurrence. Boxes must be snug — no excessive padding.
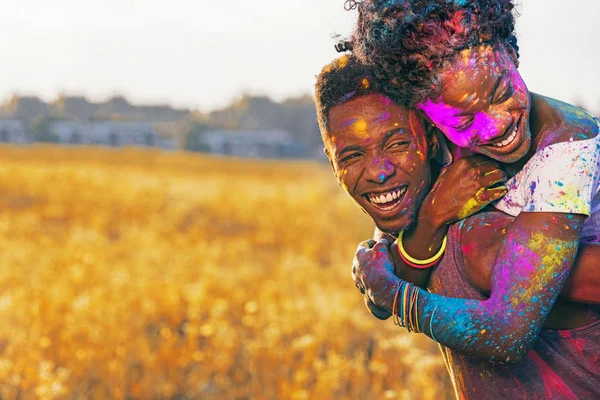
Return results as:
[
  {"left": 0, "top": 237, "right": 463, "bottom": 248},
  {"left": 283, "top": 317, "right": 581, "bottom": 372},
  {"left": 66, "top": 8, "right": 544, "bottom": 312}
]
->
[
  {"left": 352, "top": 238, "right": 399, "bottom": 312},
  {"left": 364, "top": 297, "right": 392, "bottom": 320}
]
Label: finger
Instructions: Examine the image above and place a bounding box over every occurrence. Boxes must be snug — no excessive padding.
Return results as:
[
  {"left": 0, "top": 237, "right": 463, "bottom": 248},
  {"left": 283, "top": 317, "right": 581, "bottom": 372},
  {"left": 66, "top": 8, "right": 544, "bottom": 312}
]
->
[
  {"left": 373, "top": 238, "right": 391, "bottom": 249},
  {"left": 364, "top": 298, "right": 392, "bottom": 320},
  {"left": 355, "top": 280, "right": 366, "bottom": 295},
  {"left": 482, "top": 169, "right": 508, "bottom": 186},
  {"left": 466, "top": 154, "right": 496, "bottom": 166},
  {"left": 356, "top": 239, "right": 376, "bottom": 253},
  {"left": 472, "top": 159, "right": 497, "bottom": 169},
  {"left": 484, "top": 186, "right": 508, "bottom": 201}
]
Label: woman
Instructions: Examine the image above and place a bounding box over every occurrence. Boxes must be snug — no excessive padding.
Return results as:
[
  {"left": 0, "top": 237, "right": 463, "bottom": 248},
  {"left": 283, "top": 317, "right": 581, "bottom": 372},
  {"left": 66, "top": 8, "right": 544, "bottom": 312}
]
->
[
  {"left": 346, "top": 0, "right": 600, "bottom": 360},
  {"left": 315, "top": 54, "right": 600, "bottom": 398}
]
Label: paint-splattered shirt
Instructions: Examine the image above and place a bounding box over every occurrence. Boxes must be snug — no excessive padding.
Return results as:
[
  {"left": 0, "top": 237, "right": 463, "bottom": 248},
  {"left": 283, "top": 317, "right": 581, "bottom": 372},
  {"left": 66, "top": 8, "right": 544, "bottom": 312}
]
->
[
  {"left": 428, "top": 223, "right": 600, "bottom": 400},
  {"left": 494, "top": 120, "right": 600, "bottom": 242}
]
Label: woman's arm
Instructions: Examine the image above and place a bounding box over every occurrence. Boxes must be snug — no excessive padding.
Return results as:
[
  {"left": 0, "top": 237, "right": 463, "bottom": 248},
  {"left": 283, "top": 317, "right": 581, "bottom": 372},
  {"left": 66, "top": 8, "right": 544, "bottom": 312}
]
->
[
  {"left": 360, "top": 155, "right": 507, "bottom": 319},
  {"left": 460, "top": 211, "right": 600, "bottom": 304},
  {"left": 386, "top": 155, "right": 507, "bottom": 288},
  {"left": 354, "top": 212, "right": 584, "bottom": 363}
]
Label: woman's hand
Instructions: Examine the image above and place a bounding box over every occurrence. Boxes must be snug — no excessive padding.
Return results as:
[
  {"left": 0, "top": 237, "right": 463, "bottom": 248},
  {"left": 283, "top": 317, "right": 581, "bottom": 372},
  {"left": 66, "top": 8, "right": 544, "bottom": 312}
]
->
[
  {"left": 352, "top": 238, "right": 399, "bottom": 312},
  {"left": 420, "top": 155, "right": 508, "bottom": 228}
]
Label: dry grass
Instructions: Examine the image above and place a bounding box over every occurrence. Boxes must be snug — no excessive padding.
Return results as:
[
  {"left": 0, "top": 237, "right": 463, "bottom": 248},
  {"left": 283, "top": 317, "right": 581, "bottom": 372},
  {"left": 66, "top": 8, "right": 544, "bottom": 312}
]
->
[{"left": 0, "top": 145, "right": 451, "bottom": 399}]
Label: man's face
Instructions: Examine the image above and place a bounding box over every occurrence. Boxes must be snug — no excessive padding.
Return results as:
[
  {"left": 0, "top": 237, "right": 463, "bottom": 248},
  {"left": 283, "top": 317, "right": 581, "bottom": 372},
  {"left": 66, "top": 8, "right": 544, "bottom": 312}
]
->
[
  {"left": 325, "top": 94, "right": 434, "bottom": 234},
  {"left": 420, "top": 44, "right": 532, "bottom": 164}
]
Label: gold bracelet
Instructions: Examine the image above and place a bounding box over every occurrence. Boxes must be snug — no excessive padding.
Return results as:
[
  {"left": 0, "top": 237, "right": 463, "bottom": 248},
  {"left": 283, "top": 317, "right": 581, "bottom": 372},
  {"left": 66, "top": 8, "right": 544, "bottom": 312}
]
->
[{"left": 397, "top": 231, "right": 447, "bottom": 266}]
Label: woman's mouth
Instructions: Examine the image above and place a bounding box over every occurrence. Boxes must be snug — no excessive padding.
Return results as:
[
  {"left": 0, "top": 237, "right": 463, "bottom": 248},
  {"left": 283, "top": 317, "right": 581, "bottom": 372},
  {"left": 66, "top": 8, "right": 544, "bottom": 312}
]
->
[
  {"left": 365, "top": 186, "right": 408, "bottom": 212},
  {"left": 484, "top": 115, "right": 523, "bottom": 154}
]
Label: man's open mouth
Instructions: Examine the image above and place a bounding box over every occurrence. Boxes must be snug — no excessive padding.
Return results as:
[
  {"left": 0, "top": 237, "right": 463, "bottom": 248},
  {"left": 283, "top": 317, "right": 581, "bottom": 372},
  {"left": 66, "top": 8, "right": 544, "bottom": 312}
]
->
[{"left": 365, "top": 186, "right": 408, "bottom": 211}]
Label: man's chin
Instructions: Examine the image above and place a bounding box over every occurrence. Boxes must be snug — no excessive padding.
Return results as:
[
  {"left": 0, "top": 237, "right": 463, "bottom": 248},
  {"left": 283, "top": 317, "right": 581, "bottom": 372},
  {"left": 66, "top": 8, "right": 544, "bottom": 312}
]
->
[{"left": 374, "top": 216, "right": 415, "bottom": 238}]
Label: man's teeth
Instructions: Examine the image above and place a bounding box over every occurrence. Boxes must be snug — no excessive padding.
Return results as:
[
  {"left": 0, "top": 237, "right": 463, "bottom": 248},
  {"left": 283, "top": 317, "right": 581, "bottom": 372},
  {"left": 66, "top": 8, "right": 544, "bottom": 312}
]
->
[
  {"left": 493, "top": 125, "right": 518, "bottom": 148},
  {"left": 368, "top": 187, "right": 407, "bottom": 205}
]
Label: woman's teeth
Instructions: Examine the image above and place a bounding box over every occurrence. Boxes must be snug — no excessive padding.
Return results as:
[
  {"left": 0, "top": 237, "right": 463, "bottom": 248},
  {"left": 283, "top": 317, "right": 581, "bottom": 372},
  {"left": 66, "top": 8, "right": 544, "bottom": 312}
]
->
[
  {"left": 368, "top": 187, "right": 407, "bottom": 208},
  {"left": 492, "top": 125, "right": 518, "bottom": 148}
]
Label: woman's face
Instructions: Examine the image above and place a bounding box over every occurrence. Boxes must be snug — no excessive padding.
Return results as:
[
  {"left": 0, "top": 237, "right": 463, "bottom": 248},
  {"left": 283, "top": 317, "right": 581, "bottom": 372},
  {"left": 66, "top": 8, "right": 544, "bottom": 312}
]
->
[{"left": 419, "top": 44, "right": 532, "bottom": 164}]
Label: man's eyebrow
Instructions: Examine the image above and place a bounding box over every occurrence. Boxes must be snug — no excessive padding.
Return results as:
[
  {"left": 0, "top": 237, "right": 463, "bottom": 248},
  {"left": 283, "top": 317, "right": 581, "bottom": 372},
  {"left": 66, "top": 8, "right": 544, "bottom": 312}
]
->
[
  {"left": 336, "top": 128, "right": 409, "bottom": 157},
  {"left": 383, "top": 128, "right": 408, "bottom": 142},
  {"left": 337, "top": 144, "right": 363, "bottom": 157}
]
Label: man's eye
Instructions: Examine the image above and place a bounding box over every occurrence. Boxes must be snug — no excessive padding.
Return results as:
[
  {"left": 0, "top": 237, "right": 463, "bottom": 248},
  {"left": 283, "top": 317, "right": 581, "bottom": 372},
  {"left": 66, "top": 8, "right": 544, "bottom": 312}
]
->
[
  {"left": 388, "top": 141, "right": 409, "bottom": 150},
  {"left": 493, "top": 83, "right": 514, "bottom": 104},
  {"left": 341, "top": 153, "right": 362, "bottom": 163}
]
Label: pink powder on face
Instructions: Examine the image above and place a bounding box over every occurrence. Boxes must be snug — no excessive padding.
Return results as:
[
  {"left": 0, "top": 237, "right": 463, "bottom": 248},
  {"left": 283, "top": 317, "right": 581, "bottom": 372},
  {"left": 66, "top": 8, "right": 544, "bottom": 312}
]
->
[
  {"left": 418, "top": 45, "right": 531, "bottom": 154},
  {"left": 419, "top": 99, "right": 502, "bottom": 148}
]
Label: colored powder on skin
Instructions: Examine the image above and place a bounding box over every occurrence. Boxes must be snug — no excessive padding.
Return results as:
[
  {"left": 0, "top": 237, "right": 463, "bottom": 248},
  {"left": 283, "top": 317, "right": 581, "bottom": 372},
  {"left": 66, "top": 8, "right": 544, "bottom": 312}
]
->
[
  {"left": 352, "top": 119, "right": 369, "bottom": 138},
  {"left": 342, "top": 118, "right": 359, "bottom": 128},
  {"left": 376, "top": 112, "right": 391, "bottom": 122},
  {"left": 457, "top": 188, "right": 486, "bottom": 219}
]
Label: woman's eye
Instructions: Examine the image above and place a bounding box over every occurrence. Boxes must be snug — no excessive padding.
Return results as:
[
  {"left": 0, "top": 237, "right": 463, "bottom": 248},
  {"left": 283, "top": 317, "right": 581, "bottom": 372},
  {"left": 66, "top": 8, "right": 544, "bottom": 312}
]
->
[
  {"left": 493, "top": 84, "right": 514, "bottom": 104},
  {"left": 453, "top": 117, "right": 474, "bottom": 132}
]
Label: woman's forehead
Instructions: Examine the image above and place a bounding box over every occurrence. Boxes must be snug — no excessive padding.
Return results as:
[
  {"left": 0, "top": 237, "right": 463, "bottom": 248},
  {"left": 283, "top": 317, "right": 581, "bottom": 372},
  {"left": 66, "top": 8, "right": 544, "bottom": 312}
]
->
[{"left": 437, "top": 45, "right": 511, "bottom": 102}]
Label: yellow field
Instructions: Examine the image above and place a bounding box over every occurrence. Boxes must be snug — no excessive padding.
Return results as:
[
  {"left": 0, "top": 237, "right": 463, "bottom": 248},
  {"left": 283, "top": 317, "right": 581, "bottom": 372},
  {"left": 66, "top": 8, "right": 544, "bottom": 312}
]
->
[{"left": 0, "top": 146, "right": 451, "bottom": 399}]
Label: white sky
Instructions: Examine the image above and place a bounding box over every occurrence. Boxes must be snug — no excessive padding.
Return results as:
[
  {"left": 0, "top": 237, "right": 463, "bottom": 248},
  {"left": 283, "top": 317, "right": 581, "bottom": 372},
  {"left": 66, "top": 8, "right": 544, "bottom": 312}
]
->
[{"left": 0, "top": 0, "right": 598, "bottom": 112}]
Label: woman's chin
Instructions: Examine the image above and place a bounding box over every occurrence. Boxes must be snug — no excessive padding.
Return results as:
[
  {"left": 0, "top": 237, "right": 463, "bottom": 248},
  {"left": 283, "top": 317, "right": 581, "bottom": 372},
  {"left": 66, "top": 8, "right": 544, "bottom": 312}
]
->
[{"left": 481, "top": 136, "right": 532, "bottom": 164}]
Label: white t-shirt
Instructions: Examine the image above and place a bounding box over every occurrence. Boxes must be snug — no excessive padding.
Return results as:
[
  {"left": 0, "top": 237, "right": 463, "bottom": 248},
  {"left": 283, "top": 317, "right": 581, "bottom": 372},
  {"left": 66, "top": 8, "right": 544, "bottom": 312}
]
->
[{"left": 494, "top": 121, "right": 600, "bottom": 243}]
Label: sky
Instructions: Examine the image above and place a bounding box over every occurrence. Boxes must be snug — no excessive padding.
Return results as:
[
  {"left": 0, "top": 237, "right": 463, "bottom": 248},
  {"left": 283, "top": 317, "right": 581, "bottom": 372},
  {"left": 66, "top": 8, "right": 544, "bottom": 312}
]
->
[{"left": 1, "top": 0, "right": 599, "bottom": 112}]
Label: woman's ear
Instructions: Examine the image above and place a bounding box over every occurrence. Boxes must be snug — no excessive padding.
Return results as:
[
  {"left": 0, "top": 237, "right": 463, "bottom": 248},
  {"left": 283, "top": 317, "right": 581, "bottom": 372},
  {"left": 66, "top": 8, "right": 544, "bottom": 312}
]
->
[
  {"left": 506, "top": 43, "right": 520, "bottom": 69},
  {"left": 426, "top": 123, "right": 440, "bottom": 160},
  {"left": 411, "top": 109, "right": 439, "bottom": 160}
]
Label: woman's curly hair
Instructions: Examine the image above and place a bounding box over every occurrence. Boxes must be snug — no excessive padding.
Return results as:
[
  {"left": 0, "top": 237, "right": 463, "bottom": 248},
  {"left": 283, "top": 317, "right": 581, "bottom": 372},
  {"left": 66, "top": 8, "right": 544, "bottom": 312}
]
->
[
  {"left": 315, "top": 54, "right": 405, "bottom": 137},
  {"left": 349, "top": 0, "right": 519, "bottom": 107}
]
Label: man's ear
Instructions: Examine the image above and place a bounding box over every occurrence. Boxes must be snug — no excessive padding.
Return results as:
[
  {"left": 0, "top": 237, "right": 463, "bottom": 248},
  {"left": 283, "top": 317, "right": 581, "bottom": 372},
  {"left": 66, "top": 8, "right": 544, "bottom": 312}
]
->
[{"left": 324, "top": 147, "right": 338, "bottom": 176}]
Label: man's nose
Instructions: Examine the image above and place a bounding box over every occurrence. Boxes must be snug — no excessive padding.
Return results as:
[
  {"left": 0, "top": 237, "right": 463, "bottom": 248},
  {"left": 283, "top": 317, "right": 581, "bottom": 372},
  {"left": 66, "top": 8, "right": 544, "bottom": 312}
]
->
[{"left": 365, "top": 157, "right": 395, "bottom": 183}]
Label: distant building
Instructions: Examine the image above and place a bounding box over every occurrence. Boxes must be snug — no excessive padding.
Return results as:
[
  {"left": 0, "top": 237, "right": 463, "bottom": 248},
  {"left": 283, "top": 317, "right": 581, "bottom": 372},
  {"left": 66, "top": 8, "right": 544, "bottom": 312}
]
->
[
  {"left": 47, "top": 120, "right": 178, "bottom": 149},
  {"left": 198, "top": 129, "right": 310, "bottom": 159},
  {"left": 0, "top": 119, "right": 30, "bottom": 143}
]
